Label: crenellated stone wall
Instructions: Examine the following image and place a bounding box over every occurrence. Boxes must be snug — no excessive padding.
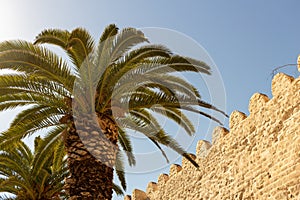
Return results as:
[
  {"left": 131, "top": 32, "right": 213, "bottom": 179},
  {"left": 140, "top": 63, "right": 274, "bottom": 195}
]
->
[{"left": 125, "top": 72, "right": 300, "bottom": 200}]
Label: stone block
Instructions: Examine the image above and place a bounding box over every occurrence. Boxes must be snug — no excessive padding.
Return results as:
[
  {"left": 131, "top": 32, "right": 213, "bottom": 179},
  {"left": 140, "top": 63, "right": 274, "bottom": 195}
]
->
[
  {"left": 157, "top": 173, "right": 169, "bottom": 184},
  {"left": 248, "top": 93, "right": 269, "bottom": 114},
  {"left": 124, "top": 195, "right": 131, "bottom": 200},
  {"left": 271, "top": 73, "right": 294, "bottom": 97},
  {"left": 182, "top": 153, "right": 197, "bottom": 169},
  {"left": 196, "top": 140, "right": 212, "bottom": 158},
  {"left": 212, "top": 126, "right": 229, "bottom": 145},
  {"left": 229, "top": 110, "right": 247, "bottom": 129},
  {"left": 146, "top": 182, "right": 158, "bottom": 194},
  {"left": 132, "top": 189, "right": 149, "bottom": 200},
  {"left": 169, "top": 164, "right": 182, "bottom": 176}
]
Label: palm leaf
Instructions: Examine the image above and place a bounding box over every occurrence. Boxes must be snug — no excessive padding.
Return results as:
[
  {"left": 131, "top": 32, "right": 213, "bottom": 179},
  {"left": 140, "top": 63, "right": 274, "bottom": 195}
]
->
[
  {"left": 0, "top": 40, "right": 74, "bottom": 88},
  {"left": 113, "top": 183, "right": 124, "bottom": 196},
  {"left": 115, "top": 152, "right": 126, "bottom": 190},
  {"left": 118, "top": 127, "right": 136, "bottom": 166}
]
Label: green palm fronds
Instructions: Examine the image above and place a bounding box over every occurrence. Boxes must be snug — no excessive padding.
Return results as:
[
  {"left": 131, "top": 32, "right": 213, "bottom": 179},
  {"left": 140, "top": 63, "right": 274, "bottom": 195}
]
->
[
  {"left": 0, "top": 137, "right": 68, "bottom": 200},
  {"left": 0, "top": 24, "right": 226, "bottom": 196}
]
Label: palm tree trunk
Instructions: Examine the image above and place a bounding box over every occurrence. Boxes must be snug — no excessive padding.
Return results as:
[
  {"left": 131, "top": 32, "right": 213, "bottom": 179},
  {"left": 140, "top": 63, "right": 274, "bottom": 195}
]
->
[{"left": 64, "top": 114, "right": 118, "bottom": 200}]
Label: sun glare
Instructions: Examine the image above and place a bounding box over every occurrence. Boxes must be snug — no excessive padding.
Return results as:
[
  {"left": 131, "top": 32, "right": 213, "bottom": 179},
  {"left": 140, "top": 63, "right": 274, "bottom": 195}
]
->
[{"left": 0, "top": 1, "right": 19, "bottom": 40}]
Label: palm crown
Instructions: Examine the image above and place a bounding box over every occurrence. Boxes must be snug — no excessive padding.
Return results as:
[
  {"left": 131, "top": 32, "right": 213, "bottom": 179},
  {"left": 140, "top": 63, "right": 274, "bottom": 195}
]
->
[
  {"left": 0, "top": 24, "right": 226, "bottom": 199},
  {"left": 0, "top": 137, "right": 68, "bottom": 199},
  {"left": 0, "top": 136, "right": 125, "bottom": 199}
]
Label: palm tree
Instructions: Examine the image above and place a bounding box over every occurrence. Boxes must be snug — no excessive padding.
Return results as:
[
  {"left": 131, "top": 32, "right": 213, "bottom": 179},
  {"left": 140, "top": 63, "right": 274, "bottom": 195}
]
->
[
  {"left": 0, "top": 24, "right": 226, "bottom": 199},
  {"left": 0, "top": 135, "right": 125, "bottom": 199},
  {"left": 0, "top": 136, "right": 68, "bottom": 199}
]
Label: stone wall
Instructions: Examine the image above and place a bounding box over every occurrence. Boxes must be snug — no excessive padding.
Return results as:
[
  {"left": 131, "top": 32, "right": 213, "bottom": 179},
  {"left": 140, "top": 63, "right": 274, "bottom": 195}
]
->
[{"left": 125, "top": 72, "right": 300, "bottom": 200}]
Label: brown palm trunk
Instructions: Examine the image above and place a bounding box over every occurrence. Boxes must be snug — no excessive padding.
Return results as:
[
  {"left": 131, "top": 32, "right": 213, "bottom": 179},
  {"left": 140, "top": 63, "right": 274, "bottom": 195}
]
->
[{"left": 64, "top": 113, "right": 118, "bottom": 200}]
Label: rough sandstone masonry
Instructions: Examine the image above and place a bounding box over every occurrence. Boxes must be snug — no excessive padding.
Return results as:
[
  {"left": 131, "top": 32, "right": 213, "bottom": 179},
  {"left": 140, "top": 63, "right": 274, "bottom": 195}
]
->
[{"left": 125, "top": 62, "right": 300, "bottom": 199}]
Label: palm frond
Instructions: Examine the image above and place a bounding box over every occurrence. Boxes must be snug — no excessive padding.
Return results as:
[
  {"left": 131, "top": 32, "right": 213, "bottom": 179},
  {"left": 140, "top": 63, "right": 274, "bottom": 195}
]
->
[
  {"left": 99, "top": 24, "right": 118, "bottom": 43},
  {"left": 0, "top": 114, "right": 61, "bottom": 149},
  {"left": 0, "top": 136, "right": 68, "bottom": 199},
  {"left": 149, "top": 106, "right": 195, "bottom": 135},
  {"left": 0, "top": 40, "right": 74, "bottom": 88},
  {"left": 10, "top": 105, "right": 62, "bottom": 128},
  {"left": 119, "top": 116, "right": 198, "bottom": 167},
  {"left": 115, "top": 152, "right": 126, "bottom": 190},
  {"left": 34, "top": 28, "right": 70, "bottom": 48},
  {"left": 94, "top": 28, "right": 153, "bottom": 109},
  {"left": 118, "top": 127, "right": 136, "bottom": 166},
  {"left": 66, "top": 28, "right": 95, "bottom": 68},
  {"left": 96, "top": 45, "right": 173, "bottom": 110},
  {"left": 148, "top": 138, "right": 170, "bottom": 163},
  {"left": 31, "top": 125, "right": 66, "bottom": 177},
  {"left": 146, "top": 55, "right": 211, "bottom": 75},
  {"left": 113, "top": 183, "right": 124, "bottom": 196},
  {"left": 0, "top": 74, "right": 72, "bottom": 98},
  {"left": 109, "top": 27, "right": 149, "bottom": 62}
]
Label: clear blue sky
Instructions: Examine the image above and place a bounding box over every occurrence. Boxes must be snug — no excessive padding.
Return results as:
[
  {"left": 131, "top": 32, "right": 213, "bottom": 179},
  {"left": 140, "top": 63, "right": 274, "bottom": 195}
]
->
[{"left": 0, "top": 1, "right": 299, "bottom": 199}]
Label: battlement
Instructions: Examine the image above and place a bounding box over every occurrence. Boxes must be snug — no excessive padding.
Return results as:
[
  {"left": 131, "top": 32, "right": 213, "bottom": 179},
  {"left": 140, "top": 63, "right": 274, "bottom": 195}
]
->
[{"left": 125, "top": 72, "right": 300, "bottom": 200}]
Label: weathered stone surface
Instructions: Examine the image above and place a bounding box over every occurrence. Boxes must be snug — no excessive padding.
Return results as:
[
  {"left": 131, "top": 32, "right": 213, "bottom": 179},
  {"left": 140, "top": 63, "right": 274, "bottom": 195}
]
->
[
  {"left": 169, "top": 164, "right": 182, "bottom": 177},
  {"left": 126, "top": 73, "right": 300, "bottom": 200},
  {"left": 146, "top": 182, "right": 158, "bottom": 194},
  {"left": 132, "top": 189, "right": 149, "bottom": 200},
  {"left": 272, "top": 73, "right": 294, "bottom": 97},
  {"left": 124, "top": 195, "right": 131, "bottom": 200},
  {"left": 212, "top": 126, "right": 229, "bottom": 145},
  {"left": 229, "top": 110, "right": 247, "bottom": 129},
  {"left": 248, "top": 93, "right": 269, "bottom": 114},
  {"left": 157, "top": 174, "right": 169, "bottom": 185},
  {"left": 196, "top": 140, "right": 211, "bottom": 158},
  {"left": 181, "top": 153, "right": 196, "bottom": 169}
]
